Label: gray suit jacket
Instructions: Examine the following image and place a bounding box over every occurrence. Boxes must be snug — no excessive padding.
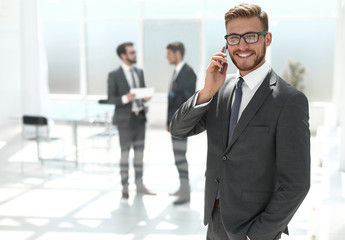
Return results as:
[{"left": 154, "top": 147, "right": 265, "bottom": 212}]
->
[
  {"left": 167, "top": 63, "right": 196, "bottom": 126},
  {"left": 107, "top": 66, "right": 146, "bottom": 127},
  {"left": 170, "top": 69, "right": 310, "bottom": 240}
]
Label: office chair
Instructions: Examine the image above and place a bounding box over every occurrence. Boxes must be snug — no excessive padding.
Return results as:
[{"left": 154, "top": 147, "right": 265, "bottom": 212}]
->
[
  {"left": 22, "top": 115, "right": 66, "bottom": 165},
  {"left": 98, "top": 99, "right": 109, "bottom": 104},
  {"left": 87, "top": 100, "right": 117, "bottom": 150}
]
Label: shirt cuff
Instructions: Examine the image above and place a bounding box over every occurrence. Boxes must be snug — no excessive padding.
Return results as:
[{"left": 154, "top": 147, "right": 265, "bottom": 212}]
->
[
  {"left": 193, "top": 91, "right": 212, "bottom": 108},
  {"left": 121, "top": 95, "right": 129, "bottom": 104}
]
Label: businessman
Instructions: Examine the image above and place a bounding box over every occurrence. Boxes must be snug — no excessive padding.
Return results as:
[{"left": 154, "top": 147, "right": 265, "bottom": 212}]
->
[
  {"left": 170, "top": 3, "right": 310, "bottom": 240},
  {"left": 166, "top": 42, "right": 196, "bottom": 205},
  {"left": 107, "top": 42, "right": 155, "bottom": 199}
]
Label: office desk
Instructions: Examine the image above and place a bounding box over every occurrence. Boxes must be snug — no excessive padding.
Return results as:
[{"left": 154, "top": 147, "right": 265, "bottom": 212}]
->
[{"left": 46, "top": 102, "right": 114, "bottom": 165}]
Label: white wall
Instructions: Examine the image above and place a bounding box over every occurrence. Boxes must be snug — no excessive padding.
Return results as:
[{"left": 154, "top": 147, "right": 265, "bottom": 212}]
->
[
  {"left": 0, "top": 0, "right": 50, "bottom": 142},
  {"left": 20, "top": 0, "right": 50, "bottom": 116},
  {"left": 333, "top": 0, "right": 345, "bottom": 171},
  {"left": 0, "top": 0, "right": 21, "bottom": 129}
]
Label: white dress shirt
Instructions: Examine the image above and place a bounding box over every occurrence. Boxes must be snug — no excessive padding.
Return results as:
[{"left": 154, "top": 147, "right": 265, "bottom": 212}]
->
[
  {"left": 194, "top": 61, "right": 270, "bottom": 122},
  {"left": 174, "top": 61, "right": 185, "bottom": 76},
  {"left": 169, "top": 61, "right": 186, "bottom": 90},
  {"left": 120, "top": 63, "right": 140, "bottom": 104},
  {"left": 235, "top": 61, "right": 270, "bottom": 121}
]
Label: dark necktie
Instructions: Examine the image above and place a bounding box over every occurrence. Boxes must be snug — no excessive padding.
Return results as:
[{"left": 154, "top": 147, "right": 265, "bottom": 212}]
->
[
  {"left": 228, "top": 77, "right": 244, "bottom": 144},
  {"left": 216, "top": 77, "right": 244, "bottom": 200},
  {"left": 130, "top": 68, "right": 143, "bottom": 112},
  {"left": 130, "top": 67, "right": 138, "bottom": 88}
]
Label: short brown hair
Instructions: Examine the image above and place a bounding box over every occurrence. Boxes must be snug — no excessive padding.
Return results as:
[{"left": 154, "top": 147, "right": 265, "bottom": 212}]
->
[
  {"left": 224, "top": 3, "right": 269, "bottom": 31},
  {"left": 166, "top": 42, "right": 185, "bottom": 58},
  {"left": 116, "top": 42, "right": 133, "bottom": 58}
]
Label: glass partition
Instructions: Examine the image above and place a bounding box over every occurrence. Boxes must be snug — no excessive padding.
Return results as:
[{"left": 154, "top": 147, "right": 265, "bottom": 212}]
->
[
  {"left": 143, "top": 20, "right": 201, "bottom": 93},
  {"left": 42, "top": 20, "right": 81, "bottom": 94},
  {"left": 270, "top": 19, "right": 336, "bottom": 101},
  {"left": 86, "top": 21, "right": 139, "bottom": 95},
  {"left": 40, "top": 0, "right": 338, "bottom": 101}
]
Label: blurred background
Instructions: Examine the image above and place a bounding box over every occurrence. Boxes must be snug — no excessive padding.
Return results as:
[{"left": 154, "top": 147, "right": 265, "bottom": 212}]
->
[{"left": 0, "top": 0, "right": 345, "bottom": 239}]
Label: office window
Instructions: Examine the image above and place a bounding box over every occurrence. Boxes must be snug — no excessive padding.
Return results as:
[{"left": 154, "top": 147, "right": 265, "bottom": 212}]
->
[
  {"left": 84, "top": 0, "right": 139, "bottom": 18},
  {"left": 40, "top": 0, "right": 337, "bottom": 102},
  {"left": 42, "top": 20, "right": 81, "bottom": 94},
  {"left": 270, "top": 0, "right": 337, "bottom": 16},
  {"left": 143, "top": 20, "right": 201, "bottom": 92},
  {"left": 204, "top": 20, "right": 237, "bottom": 75},
  {"left": 41, "top": 0, "right": 82, "bottom": 94},
  {"left": 86, "top": 21, "right": 139, "bottom": 95},
  {"left": 270, "top": 19, "right": 336, "bottom": 101},
  {"left": 204, "top": 0, "right": 269, "bottom": 18},
  {"left": 40, "top": 0, "right": 82, "bottom": 20},
  {"left": 141, "top": 0, "right": 202, "bottom": 19}
]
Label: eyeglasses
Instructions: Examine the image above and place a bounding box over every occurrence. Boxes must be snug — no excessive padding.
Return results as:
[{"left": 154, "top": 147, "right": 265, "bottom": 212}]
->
[
  {"left": 128, "top": 51, "right": 136, "bottom": 55},
  {"left": 224, "top": 31, "right": 267, "bottom": 46}
]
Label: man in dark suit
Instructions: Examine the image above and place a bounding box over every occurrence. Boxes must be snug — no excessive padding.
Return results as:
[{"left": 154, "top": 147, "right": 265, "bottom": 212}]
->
[
  {"left": 107, "top": 42, "right": 155, "bottom": 199},
  {"left": 170, "top": 4, "right": 310, "bottom": 240},
  {"left": 166, "top": 42, "right": 196, "bottom": 205}
]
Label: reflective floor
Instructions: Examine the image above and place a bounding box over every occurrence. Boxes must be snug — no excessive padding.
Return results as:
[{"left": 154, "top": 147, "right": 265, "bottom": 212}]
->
[{"left": 0, "top": 121, "right": 344, "bottom": 240}]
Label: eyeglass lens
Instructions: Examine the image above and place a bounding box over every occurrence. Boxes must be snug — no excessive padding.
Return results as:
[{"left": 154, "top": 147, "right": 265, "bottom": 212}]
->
[{"left": 227, "top": 33, "right": 259, "bottom": 45}]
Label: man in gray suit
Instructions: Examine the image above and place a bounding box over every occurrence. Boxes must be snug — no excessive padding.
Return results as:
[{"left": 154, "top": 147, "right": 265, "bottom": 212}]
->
[
  {"left": 107, "top": 42, "right": 155, "bottom": 199},
  {"left": 170, "top": 3, "right": 310, "bottom": 240},
  {"left": 166, "top": 42, "right": 196, "bottom": 205}
]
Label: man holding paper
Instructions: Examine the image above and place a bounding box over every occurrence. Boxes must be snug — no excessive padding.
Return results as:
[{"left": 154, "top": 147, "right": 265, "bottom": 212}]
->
[{"left": 107, "top": 42, "right": 155, "bottom": 199}]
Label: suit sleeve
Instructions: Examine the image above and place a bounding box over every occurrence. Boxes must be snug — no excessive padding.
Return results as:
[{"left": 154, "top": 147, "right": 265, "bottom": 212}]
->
[
  {"left": 247, "top": 91, "right": 310, "bottom": 240},
  {"left": 167, "top": 66, "right": 197, "bottom": 127},
  {"left": 107, "top": 72, "right": 125, "bottom": 105},
  {"left": 170, "top": 92, "right": 208, "bottom": 139}
]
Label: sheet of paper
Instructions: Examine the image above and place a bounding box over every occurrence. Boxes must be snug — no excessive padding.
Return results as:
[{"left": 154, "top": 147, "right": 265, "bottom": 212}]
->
[{"left": 130, "top": 87, "right": 155, "bottom": 99}]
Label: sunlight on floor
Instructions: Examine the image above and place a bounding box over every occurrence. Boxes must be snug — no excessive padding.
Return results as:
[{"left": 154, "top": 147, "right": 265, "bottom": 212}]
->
[
  {"left": 0, "top": 141, "right": 6, "bottom": 150},
  {"left": 0, "top": 124, "right": 344, "bottom": 239}
]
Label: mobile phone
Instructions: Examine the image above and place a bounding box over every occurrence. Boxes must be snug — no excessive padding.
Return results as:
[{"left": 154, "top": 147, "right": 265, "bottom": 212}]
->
[{"left": 220, "top": 42, "right": 228, "bottom": 73}]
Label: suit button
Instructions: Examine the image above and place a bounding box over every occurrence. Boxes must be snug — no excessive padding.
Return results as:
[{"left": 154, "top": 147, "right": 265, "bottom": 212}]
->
[
  {"left": 214, "top": 178, "right": 219, "bottom": 183},
  {"left": 222, "top": 156, "right": 227, "bottom": 161}
]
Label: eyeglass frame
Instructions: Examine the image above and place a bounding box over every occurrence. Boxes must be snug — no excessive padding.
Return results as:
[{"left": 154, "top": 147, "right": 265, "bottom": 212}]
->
[{"left": 224, "top": 31, "right": 268, "bottom": 46}]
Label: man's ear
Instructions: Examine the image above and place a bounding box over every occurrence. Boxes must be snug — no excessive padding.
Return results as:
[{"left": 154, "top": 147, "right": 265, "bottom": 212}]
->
[{"left": 265, "top": 32, "right": 272, "bottom": 47}]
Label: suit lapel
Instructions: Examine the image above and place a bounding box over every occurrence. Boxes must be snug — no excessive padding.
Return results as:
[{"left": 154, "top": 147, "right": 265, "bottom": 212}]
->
[
  {"left": 133, "top": 67, "right": 145, "bottom": 88},
  {"left": 220, "top": 78, "right": 236, "bottom": 150},
  {"left": 226, "top": 70, "right": 277, "bottom": 151},
  {"left": 119, "top": 67, "right": 130, "bottom": 91}
]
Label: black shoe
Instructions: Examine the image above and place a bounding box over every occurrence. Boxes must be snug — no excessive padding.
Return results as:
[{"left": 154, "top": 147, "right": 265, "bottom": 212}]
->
[{"left": 173, "top": 196, "right": 190, "bottom": 205}]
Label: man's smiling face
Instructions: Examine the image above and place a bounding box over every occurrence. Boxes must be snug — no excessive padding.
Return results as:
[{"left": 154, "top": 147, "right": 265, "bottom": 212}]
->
[{"left": 226, "top": 16, "right": 272, "bottom": 76}]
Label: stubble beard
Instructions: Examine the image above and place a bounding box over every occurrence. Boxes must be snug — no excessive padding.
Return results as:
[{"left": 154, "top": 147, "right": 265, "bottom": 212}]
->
[
  {"left": 126, "top": 56, "right": 136, "bottom": 64},
  {"left": 230, "top": 44, "right": 266, "bottom": 72}
]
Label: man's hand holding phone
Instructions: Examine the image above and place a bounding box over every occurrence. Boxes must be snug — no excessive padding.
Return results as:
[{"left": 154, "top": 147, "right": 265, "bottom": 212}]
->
[
  {"left": 196, "top": 45, "right": 228, "bottom": 105},
  {"left": 220, "top": 44, "right": 228, "bottom": 73}
]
